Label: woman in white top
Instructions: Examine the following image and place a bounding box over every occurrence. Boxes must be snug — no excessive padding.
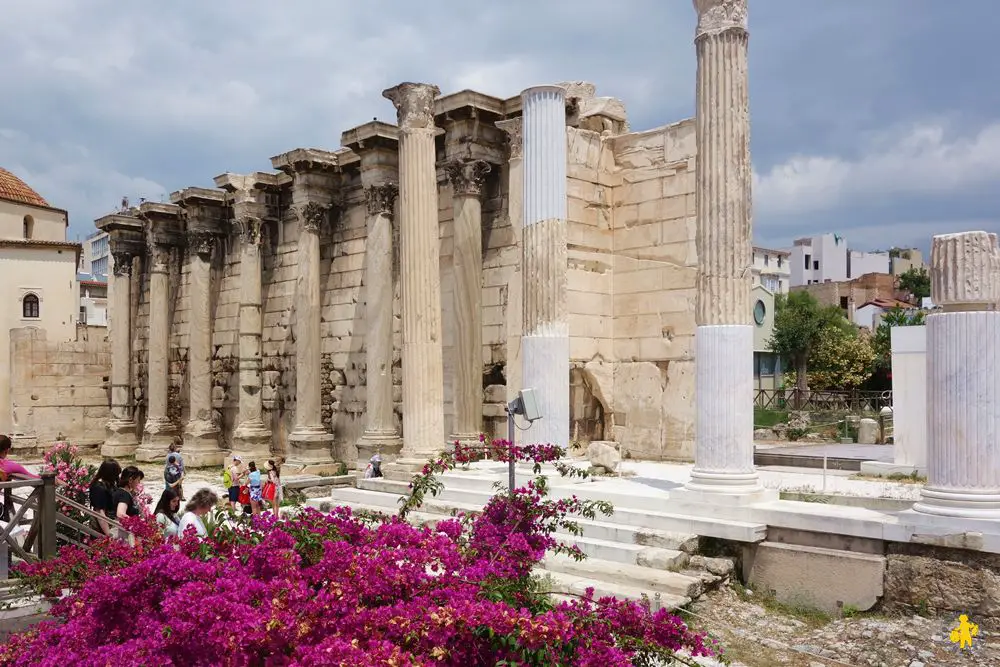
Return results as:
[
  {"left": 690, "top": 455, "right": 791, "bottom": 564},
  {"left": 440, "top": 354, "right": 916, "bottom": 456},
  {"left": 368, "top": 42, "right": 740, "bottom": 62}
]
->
[
  {"left": 153, "top": 488, "right": 181, "bottom": 538},
  {"left": 177, "top": 488, "right": 219, "bottom": 538}
]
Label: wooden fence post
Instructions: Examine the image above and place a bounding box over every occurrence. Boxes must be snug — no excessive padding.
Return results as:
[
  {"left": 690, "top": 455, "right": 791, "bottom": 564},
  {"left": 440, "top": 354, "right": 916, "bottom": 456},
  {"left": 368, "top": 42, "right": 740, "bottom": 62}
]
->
[{"left": 38, "top": 473, "right": 57, "bottom": 560}]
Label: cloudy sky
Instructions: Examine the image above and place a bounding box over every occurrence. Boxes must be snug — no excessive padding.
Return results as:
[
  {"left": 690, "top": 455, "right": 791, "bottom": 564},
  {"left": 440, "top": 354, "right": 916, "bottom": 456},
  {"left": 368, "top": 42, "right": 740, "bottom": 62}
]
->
[{"left": 2, "top": 0, "right": 998, "bottom": 254}]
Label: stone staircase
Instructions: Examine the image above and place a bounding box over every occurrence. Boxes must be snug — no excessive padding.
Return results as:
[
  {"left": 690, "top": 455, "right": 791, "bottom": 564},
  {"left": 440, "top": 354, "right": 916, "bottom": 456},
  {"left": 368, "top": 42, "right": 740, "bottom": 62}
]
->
[{"left": 306, "top": 465, "right": 759, "bottom": 611}]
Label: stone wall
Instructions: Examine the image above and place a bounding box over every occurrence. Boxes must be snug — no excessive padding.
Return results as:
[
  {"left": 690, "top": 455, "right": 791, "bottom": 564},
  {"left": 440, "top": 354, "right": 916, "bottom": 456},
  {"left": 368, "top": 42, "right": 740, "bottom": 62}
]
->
[
  {"left": 9, "top": 326, "right": 111, "bottom": 450},
  {"left": 795, "top": 271, "right": 902, "bottom": 310}
]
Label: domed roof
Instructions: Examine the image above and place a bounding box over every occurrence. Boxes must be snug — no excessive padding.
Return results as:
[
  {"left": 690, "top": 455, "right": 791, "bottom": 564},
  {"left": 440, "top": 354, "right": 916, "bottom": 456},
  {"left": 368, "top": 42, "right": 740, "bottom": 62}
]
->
[{"left": 0, "top": 167, "right": 49, "bottom": 208}]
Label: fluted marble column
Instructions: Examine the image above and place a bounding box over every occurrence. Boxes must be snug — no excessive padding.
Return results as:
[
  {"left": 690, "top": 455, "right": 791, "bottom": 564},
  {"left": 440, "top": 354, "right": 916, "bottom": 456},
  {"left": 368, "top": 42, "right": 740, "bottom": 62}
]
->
[
  {"left": 445, "top": 158, "right": 491, "bottom": 445},
  {"left": 685, "top": 0, "right": 761, "bottom": 495},
  {"left": 913, "top": 232, "right": 1000, "bottom": 518},
  {"left": 138, "top": 241, "right": 175, "bottom": 460},
  {"left": 496, "top": 119, "right": 524, "bottom": 441},
  {"left": 357, "top": 183, "right": 403, "bottom": 459},
  {"left": 383, "top": 82, "right": 446, "bottom": 462},
  {"left": 103, "top": 247, "right": 138, "bottom": 456},
  {"left": 289, "top": 202, "right": 334, "bottom": 464},
  {"left": 232, "top": 215, "right": 271, "bottom": 457},
  {"left": 181, "top": 231, "right": 223, "bottom": 465},
  {"left": 521, "top": 86, "right": 569, "bottom": 448}
]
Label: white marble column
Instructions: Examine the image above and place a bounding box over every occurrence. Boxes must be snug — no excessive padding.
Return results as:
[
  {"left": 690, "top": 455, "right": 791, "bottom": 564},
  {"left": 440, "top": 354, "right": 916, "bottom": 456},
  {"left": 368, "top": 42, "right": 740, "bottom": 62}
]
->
[
  {"left": 913, "top": 231, "right": 1000, "bottom": 518},
  {"left": 357, "top": 183, "right": 403, "bottom": 461},
  {"left": 232, "top": 215, "right": 271, "bottom": 458},
  {"left": 520, "top": 85, "right": 569, "bottom": 448},
  {"left": 137, "top": 241, "right": 175, "bottom": 461},
  {"left": 685, "top": 0, "right": 761, "bottom": 495},
  {"left": 288, "top": 202, "right": 334, "bottom": 466},
  {"left": 496, "top": 119, "right": 524, "bottom": 441},
  {"left": 383, "top": 82, "right": 446, "bottom": 462},
  {"left": 103, "top": 246, "right": 138, "bottom": 456},
  {"left": 182, "top": 231, "right": 223, "bottom": 465},
  {"left": 445, "top": 158, "right": 491, "bottom": 445}
]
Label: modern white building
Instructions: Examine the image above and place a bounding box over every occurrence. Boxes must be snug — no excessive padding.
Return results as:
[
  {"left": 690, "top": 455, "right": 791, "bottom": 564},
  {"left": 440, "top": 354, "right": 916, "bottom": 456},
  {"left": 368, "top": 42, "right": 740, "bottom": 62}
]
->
[
  {"left": 751, "top": 246, "right": 790, "bottom": 294},
  {"left": 80, "top": 229, "right": 110, "bottom": 277},
  {"left": 789, "top": 233, "right": 890, "bottom": 287}
]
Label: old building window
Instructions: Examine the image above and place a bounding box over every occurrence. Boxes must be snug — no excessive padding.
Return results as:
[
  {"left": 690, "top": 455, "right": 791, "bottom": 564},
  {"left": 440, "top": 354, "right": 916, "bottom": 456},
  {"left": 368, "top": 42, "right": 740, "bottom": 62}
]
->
[
  {"left": 23, "top": 215, "right": 34, "bottom": 239},
  {"left": 23, "top": 293, "right": 40, "bottom": 318}
]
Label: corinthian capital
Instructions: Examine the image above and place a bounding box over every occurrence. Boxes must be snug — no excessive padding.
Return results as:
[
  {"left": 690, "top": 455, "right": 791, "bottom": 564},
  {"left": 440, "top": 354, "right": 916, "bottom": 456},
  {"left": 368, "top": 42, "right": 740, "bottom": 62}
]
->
[
  {"left": 364, "top": 183, "right": 399, "bottom": 217},
  {"left": 444, "top": 159, "right": 492, "bottom": 197},
  {"left": 694, "top": 0, "right": 747, "bottom": 39},
  {"left": 495, "top": 118, "right": 522, "bottom": 160},
  {"left": 188, "top": 230, "right": 216, "bottom": 258},
  {"left": 237, "top": 216, "right": 263, "bottom": 246},
  {"left": 111, "top": 251, "right": 133, "bottom": 278},
  {"left": 382, "top": 82, "right": 440, "bottom": 130},
  {"left": 297, "top": 201, "right": 329, "bottom": 233}
]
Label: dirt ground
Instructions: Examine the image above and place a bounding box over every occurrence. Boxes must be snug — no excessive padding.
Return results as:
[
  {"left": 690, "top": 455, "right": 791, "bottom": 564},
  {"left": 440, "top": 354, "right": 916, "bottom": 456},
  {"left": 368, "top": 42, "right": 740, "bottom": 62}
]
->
[{"left": 685, "top": 584, "right": 996, "bottom": 667}]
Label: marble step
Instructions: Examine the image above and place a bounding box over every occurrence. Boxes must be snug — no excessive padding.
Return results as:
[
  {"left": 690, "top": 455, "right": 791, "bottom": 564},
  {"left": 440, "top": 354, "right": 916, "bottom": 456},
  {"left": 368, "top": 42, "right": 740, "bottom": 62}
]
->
[
  {"left": 535, "top": 569, "right": 690, "bottom": 612},
  {"left": 319, "top": 497, "right": 693, "bottom": 570},
  {"left": 351, "top": 477, "right": 764, "bottom": 543},
  {"left": 541, "top": 552, "right": 704, "bottom": 599}
]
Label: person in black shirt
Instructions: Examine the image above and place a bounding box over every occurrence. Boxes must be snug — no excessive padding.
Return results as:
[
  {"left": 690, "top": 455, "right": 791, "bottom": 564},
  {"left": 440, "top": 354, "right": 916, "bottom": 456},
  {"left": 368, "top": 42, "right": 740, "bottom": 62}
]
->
[
  {"left": 113, "top": 466, "right": 145, "bottom": 521},
  {"left": 89, "top": 459, "right": 121, "bottom": 537}
]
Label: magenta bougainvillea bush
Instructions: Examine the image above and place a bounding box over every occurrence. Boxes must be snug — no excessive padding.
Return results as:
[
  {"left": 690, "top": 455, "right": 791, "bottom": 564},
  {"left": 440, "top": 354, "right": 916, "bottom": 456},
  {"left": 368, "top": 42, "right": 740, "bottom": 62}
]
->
[{"left": 3, "top": 439, "right": 720, "bottom": 666}]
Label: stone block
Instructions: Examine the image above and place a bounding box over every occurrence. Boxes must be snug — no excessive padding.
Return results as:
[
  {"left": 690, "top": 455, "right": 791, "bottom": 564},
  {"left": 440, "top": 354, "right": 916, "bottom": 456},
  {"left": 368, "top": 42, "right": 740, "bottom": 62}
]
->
[
  {"left": 930, "top": 231, "right": 1000, "bottom": 306},
  {"left": 748, "top": 541, "right": 886, "bottom": 614}
]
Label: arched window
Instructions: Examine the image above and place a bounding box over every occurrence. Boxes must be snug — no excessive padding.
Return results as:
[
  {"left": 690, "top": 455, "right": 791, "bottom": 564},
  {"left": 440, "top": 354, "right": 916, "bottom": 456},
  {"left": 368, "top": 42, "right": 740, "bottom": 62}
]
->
[
  {"left": 23, "top": 215, "right": 34, "bottom": 239},
  {"left": 22, "top": 294, "right": 39, "bottom": 319}
]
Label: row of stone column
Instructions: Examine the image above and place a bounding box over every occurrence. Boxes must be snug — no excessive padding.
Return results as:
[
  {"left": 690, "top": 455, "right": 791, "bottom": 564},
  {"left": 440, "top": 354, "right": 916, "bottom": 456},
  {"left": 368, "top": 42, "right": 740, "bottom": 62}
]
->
[{"left": 100, "top": 82, "right": 562, "bottom": 469}]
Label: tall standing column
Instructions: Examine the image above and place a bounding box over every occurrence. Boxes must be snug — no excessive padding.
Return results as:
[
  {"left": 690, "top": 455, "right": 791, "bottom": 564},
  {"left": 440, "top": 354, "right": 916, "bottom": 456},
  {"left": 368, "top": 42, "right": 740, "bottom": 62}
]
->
[
  {"left": 496, "top": 119, "right": 524, "bottom": 443},
  {"left": 137, "top": 241, "right": 176, "bottom": 461},
  {"left": 913, "top": 232, "right": 1000, "bottom": 518},
  {"left": 357, "top": 184, "right": 403, "bottom": 463},
  {"left": 232, "top": 215, "right": 271, "bottom": 457},
  {"left": 103, "top": 246, "right": 138, "bottom": 456},
  {"left": 520, "top": 86, "right": 569, "bottom": 448},
  {"left": 445, "top": 158, "right": 491, "bottom": 445},
  {"left": 383, "top": 82, "right": 446, "bottom": 462},
  {"left": 182, "top": 231, "right": 223, "bottom": 466},
  {"left": 685, "top": 0, "right": 762, "bottom": 494},
  {"left": 288, "top": 202, "right": 334, "bottom": 467}
]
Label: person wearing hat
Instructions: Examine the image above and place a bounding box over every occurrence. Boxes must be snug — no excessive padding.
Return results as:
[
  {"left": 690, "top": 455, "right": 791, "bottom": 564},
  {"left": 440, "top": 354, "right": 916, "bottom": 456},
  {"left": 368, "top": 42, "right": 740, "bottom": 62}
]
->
[{"left": 226, "top": 455, "right": 247, "bottom": 511}]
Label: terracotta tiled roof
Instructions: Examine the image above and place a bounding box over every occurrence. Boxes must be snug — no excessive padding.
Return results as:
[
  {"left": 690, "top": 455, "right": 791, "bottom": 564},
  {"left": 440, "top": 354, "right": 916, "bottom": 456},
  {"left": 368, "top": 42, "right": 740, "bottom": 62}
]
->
[{"left": 0, "top": 167, "right": 49, "bottom": 207}]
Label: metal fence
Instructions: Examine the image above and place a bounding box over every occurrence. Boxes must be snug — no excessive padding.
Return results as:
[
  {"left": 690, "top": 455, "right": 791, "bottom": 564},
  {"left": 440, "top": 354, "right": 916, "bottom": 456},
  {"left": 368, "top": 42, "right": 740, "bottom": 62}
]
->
[{"left": 754, "top": 388, "right": 892, "bottom": 413}]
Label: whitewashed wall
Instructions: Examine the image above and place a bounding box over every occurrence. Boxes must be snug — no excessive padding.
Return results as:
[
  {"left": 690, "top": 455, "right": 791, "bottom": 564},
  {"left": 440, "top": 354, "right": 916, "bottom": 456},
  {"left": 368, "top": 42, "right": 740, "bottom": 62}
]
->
[{"left": 891, "top": 325, "right": 927, "bottom": 469}]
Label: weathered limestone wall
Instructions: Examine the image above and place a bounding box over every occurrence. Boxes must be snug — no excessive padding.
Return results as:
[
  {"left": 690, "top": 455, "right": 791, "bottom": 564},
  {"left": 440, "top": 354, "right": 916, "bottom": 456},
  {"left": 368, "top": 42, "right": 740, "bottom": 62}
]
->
[{"left": 9, "top": 326, "right": 111, "bottom": 449}]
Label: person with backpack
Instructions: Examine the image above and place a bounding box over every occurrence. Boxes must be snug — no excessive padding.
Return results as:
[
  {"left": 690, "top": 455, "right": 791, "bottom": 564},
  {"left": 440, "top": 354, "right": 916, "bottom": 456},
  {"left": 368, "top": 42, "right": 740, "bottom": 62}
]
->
[
  {"left": 164, "top": 453, "right": 184, "bottom": 501},
  {"left": 166, "top": 439, "right": 186, "bottom": 500}
]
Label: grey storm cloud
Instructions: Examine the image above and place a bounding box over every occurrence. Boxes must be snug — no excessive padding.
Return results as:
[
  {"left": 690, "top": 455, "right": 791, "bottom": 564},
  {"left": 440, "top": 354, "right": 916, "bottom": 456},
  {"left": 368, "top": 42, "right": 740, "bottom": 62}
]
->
[{"left": 1, "top": 0, "right": 999, "bottom": 255}]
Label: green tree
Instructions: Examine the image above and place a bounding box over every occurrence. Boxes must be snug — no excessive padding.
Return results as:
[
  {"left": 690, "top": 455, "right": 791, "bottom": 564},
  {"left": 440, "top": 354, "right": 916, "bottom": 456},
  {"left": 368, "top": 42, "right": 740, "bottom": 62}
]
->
[
  {"left": 768, "top": 291, "right": 848, "bottom": 394},
  {"left": 807, "top": 325, "right": 876, "bottom": 390},
  {"left": 898, "top": 267, "right": 931, "bottom": 299}
]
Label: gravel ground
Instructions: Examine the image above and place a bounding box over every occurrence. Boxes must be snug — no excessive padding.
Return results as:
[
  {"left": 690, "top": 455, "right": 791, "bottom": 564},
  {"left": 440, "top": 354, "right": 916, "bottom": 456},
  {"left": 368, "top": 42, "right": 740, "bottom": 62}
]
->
[{"left": 685, "top": 585, "right": 997, "bottom": 667}]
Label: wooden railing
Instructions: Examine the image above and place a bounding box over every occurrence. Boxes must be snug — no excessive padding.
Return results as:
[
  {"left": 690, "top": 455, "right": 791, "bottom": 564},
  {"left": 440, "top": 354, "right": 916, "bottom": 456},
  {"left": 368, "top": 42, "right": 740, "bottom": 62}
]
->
[
  {"left": 754, "top": 388, "right": 892, "bottom": 413},
  {"left": 1, "top": 472, "right": 130, "bottom": 590}
]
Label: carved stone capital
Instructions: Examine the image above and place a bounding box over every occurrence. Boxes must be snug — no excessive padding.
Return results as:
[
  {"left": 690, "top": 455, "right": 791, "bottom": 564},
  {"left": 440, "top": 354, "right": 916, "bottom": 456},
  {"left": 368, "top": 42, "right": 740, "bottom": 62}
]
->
[
  {"left": 187, "top": 230, "right": 216, "bottom": 258},
  {"left": 364, "top": 183, "right": 399, "bottom": 217},
  {"left": 382, "top": 82, "right": 440, "bottom": 130},
  {"left": 495, "top": 118, "right": 523, "bottom": 160},
  {"left": 444, "top": 159, "right": 492, "bottom": 197},
  {"left": 297, "top": 201, "right": 329, "bottom": 233},
  {"left": 148, "top": 244, "right": 172, "bottom": 271},
  {"left": 694, "top": 0, "right": 748, "bottom": 39},
  {"left": 111, "top": 251, "right": 133, "bottom": 277},
  {"left": 236, "top": 216, "right": 263, "bottom": 246}
]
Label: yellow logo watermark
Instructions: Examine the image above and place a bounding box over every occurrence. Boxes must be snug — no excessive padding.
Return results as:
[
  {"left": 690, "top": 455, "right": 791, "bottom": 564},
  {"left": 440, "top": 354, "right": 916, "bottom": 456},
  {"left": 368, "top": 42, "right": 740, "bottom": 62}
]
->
[{"left": 948, "top": 614, "right": 979, "bottom": 649}]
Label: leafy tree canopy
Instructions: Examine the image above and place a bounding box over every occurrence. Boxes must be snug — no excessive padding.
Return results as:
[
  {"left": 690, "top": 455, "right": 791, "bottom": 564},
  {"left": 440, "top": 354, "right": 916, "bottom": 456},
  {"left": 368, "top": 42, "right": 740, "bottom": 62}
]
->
[
  {"left": 898, "top": 267, "right": 931, "bottom": 300},
  {"left": 769, "top": 291, "right": 849, "bottom": 392}
]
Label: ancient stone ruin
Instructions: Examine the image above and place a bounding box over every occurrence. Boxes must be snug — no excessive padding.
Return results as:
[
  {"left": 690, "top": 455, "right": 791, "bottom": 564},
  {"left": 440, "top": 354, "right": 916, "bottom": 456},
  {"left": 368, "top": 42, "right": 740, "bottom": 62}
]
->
[{"left": 98, "top": 81, "right": 705, "bottom": 471}]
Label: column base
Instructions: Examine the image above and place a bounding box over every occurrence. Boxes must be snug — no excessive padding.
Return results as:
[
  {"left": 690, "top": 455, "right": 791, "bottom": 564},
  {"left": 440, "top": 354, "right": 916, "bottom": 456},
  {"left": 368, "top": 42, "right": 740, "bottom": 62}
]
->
[
  {"left": 671, "top": 484, "right": 777, "bottom": 507},
  {"left": 232, "top": 421, "right": 273, "bottom": 460},
  {"left": 136, "top": 417, "right": 178, "bottom": 462},
  {"left": 448, "top": 433, "right": 482, "bottom": 449},
  {"left": 181, "top": 419, "right": 225, "bottom": 468},
  {"left": 102, "top": 419, "right": 139, "bottom": 458},
  {"left": 357, "top": 431, "right": 403, "bottom": 470},
  {"left": 912, "top": 487, "right": 1000, "bottom": 520},
  {"left": 287, "top": 426, "right": 337, "bottom": 474}
]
